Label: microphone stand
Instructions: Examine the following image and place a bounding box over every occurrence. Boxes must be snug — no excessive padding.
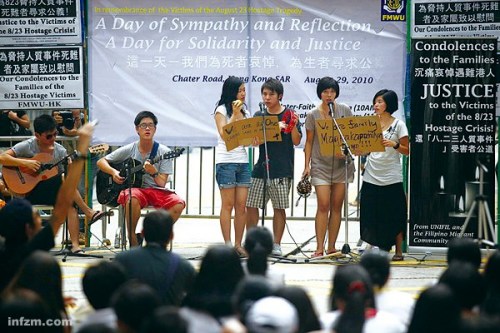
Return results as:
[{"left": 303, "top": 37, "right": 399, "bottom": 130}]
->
[
  {"left": 259, "top": 103, "right": 271, "bottom": 227},
  {"left": 331, "top": 115, "right": 354, "bottom": 255}
]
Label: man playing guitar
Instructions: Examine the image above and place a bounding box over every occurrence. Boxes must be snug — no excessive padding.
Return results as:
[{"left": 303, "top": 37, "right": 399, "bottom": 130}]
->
[
  {"left": 96, "top": 111, "right": 185, "bottom": 247},
  {"left": 0, "top": 114, "right": 105, "bottom": 253}
]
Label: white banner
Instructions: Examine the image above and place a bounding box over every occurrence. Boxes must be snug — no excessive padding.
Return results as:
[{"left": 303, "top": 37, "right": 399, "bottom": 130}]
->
[{"left": 88, "top": 0, "right": 406, "bottom": 146}]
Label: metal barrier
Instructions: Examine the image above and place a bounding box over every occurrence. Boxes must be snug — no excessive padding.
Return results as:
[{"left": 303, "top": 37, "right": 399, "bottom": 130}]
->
[{"left": 170, "top": 146, "right": 361, "bottom": 221}]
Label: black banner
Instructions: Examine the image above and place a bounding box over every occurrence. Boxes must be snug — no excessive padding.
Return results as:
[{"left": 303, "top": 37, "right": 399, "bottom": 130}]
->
[{"left": 409, "top": 38, "right": 496, "bottom": 247}]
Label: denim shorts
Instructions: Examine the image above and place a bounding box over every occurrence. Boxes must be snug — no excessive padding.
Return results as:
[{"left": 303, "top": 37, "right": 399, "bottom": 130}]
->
[{"left": 216, "top": 163, "right": 251, "bottom": 189}]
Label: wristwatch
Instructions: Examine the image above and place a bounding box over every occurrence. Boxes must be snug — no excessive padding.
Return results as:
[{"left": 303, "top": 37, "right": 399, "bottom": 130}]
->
[
  {"left": 151, "top": 172, "right": 159, "bottom": 178},
  {"left": 393, "top": 142, "right": 400, "bottom": 150},
  {"left": 72, "top": 150, "right": 87, "bottom": 160}
]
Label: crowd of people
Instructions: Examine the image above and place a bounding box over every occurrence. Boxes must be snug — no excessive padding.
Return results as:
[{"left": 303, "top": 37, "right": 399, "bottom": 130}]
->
[
  {"left": 0, "top": 77, "right": 499, "bottom": 332},
  {"left": 1, "top": 199, "right": 499, "bottom": 333}
]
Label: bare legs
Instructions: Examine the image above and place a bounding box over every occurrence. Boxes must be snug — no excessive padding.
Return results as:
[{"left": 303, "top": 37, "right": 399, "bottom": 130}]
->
[
  {"left": 395, "top": 232, "right": 404, "bottom": 257},
  {"left": 67, "top": 207, "right": 81, "bottom": 252},
  {"left": 123, "top": 198, "right": 184, "bottom": 247},
  {"left": 314, "top": 183, "right": 345, "bottom": 254},
  {"left": 272, "top": 208, "right": 286, "bottom": 245},
  {"left": 219, "top": 187, "right": 248, "bottom": 248}
]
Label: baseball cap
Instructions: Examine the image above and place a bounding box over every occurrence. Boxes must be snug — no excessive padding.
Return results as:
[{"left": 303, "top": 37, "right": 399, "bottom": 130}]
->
[{"left": 245, "top": 296, "right": 298, "bottom": 333}]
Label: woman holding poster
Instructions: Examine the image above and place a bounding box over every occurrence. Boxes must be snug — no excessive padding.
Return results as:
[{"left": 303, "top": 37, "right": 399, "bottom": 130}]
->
[
  {"left": 360, "top": 89, "right": 409, "bottom": 261},
  {"left": 303, "top": 77, "right": 355, "bottom": 258},
  {"left": 214, "top": 76, "right": 251, "bottom": 257}
]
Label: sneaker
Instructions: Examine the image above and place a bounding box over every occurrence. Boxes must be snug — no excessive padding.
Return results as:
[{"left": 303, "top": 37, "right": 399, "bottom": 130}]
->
[{"left": 272, "top": 243, "right": 282, "bottom": 256}]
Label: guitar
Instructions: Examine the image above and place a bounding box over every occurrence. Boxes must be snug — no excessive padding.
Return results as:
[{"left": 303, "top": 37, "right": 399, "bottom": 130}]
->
[
  {"left": 2, "top": 144, "right": 109, "bottom": 195},
  {"left": 96, "top": 148, "right": 185, "bottom": 207}
]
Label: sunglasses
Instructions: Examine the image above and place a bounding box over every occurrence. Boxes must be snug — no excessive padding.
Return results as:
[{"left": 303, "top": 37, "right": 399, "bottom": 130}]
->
[{"left": 44, "top": 131, "right": 58, "bottom": 140}]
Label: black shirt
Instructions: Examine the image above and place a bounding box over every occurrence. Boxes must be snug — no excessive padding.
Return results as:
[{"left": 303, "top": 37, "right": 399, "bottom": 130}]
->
[
  {"left": 251, "top": 108, "right": 302, "bottom": 179},
  {"left": 115, "top": 244, "right": 196, "bottom": 306}
]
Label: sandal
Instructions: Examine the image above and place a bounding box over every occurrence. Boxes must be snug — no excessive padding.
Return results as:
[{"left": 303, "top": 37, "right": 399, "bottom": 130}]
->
[
  {"left": 89, "top": 211, "right": 113, "bottom": 226},
  {"left": 391, "top": 254, "right": 404, "bottom": 261},
  {"left": 234, "top": 245, "right": 247, "bottom": 257},
  {"left": 311, "top": 251, "right": 324, "bottom": 258}
]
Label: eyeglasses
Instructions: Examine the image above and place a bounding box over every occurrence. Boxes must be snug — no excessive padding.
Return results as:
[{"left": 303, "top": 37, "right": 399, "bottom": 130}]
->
[
  {"left": 138, "top": 123, "right": 156, "bottom": 129},
  {"left": 44, "top": 131, "right": 58, "bottom": 140}
]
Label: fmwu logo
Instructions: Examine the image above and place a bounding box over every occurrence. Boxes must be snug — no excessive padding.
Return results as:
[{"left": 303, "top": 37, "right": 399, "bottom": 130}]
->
[{"left": 381, "top": 0, "right": 406, "bottom": 21}]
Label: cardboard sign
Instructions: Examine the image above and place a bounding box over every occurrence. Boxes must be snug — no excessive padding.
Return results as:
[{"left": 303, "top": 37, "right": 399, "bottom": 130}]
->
[
  {"left": 222, "top": 116, "right": 282, "bottom": 151},
  {"left": 316, "top": 116, "right": 385, "bottom": 156}
]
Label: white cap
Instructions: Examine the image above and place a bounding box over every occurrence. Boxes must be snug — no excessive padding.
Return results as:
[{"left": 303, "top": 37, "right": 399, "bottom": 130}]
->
[{"left": 245, "top": 296, "right": 298, "bottom": 333}]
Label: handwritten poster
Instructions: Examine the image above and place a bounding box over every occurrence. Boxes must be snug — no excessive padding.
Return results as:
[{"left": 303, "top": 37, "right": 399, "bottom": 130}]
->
[
  {"left": 222, "top": 116, "right": 281, "bottom": 151},
  {"left": 316, "top": 116, "right": 384, "bottom": 156}
]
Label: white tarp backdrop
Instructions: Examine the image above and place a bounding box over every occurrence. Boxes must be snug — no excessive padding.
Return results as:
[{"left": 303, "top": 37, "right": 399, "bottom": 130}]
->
[{"left": 88, "top": 0, "right": 406, "bottom": 146}]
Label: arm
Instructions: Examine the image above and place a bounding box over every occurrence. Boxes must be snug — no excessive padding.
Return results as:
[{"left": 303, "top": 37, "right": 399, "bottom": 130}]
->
[
  {"left": 0, "top": 149, "right": 40, "bottom": 173},
  {"left": 303, "top": 128, "right": 314, "bottom": 177},
  {"left": 291, "top": 123, "right": 302, "bottom": 145},
  {"left": 49, "top": 123, "right": 94, "bottom": 234},
  {"left": 214, "top": 102, "right": 244, "bottom": 137},
  {"left": 214, "top": 112, "right": 228, "bottom": 137},
  {"left": 8, "top": 111, "right": 30, "bottom": 129},
  {"left": 97, "top": 156, "right": 125, "bottom": 185},
  {"left": 385, "top": 135, "right": 409, "bottom": 156},
  {"left": 143, "top": 160, "right": 168, "bottom": 188}
]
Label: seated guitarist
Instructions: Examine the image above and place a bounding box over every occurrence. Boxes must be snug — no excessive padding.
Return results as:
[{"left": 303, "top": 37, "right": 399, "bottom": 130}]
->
[
  {"left": 0, "top": 114, "right": 105, "bottom": 253},
  {"left": 96, "top": 111, "right": 185, "bottom": 247}
]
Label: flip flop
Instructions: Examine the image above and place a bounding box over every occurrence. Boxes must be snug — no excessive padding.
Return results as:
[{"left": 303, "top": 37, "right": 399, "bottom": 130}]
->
[
  {"left": 234, "top": 245, "right": 247, "bottom": 258},
  {"left": 391, "top": 254, "right": 404, "bottom": 261},
  {"left": 89, "top": 211, "right": 112, "bottom": 226},
  {"left": 72, "top": 249, "right": 85, "bottom": 254},
  {"left": 311, "top": 251, "right": 325, "bottom": 258}
]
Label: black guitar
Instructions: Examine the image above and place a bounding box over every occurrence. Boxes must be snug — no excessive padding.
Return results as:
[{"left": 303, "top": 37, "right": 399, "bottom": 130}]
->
[{"left": 96, "top": 148, "right": 184, "bottom": 207}]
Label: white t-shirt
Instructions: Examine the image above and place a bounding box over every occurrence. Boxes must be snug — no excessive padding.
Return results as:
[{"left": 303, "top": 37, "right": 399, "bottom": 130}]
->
[
  {"left": 363, "top": 118, "right": 408, "bottom": 186},
  {"left": 320, "top": 309, "right": 406, "bottom": 333},
  {"left": 215, "top": 105, "right": 249, "bottom": 164},
  {"left": 375, "top": 290, "right": 415, "bottom": 328}
]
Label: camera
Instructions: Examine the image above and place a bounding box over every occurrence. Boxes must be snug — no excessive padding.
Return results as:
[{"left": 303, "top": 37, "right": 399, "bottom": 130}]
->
[{"left": 58, "top": 111, "right": 75, "bottom": 130}]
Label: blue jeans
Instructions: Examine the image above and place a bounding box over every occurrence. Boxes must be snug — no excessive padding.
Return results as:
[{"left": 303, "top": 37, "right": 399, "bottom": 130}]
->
[{"left": 216, "top": 163, "right": 251, "bottom": 189}]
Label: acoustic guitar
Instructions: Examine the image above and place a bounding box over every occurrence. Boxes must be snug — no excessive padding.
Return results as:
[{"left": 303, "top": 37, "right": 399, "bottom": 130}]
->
[
  {"left": 96, "top": 148, "right": 185, "bottom": 207},
  {"left": 2, "top": 144, "right": 109, "bottom": 195}
]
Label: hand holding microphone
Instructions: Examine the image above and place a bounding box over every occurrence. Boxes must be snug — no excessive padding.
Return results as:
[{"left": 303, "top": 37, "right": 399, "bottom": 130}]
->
[{"left": 231, "top": 100, "right": 244, "bottom": 119}]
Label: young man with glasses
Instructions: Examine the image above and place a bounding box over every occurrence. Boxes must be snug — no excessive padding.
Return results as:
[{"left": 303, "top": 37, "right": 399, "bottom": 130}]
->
[
  {"left": 0, "top": 114, "right": 102, "bottom": 253},
  {"left": 97, "top": 111, "right": 185, "bottom": 247}
]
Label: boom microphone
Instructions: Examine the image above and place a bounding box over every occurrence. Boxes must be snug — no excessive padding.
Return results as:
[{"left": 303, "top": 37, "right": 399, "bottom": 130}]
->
[{"left": 328, "top": 102, "right": 335, "bottom": 117}]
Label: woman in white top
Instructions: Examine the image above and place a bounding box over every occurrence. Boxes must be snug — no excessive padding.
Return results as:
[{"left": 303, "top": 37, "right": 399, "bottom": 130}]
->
[
  {"left": 214, "top": 76, "right": 251, "bottom": 256},
  {"left": 303, "top": 77, "right": 355, "bottom": 257},
  {"left": 320, "top": 265, "right": 405, "bottom": 333},
  {"left": 360, "top": 89, "right": 409, "bottom": 261}
]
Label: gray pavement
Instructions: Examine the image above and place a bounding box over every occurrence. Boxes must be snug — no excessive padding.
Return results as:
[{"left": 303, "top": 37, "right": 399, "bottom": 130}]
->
[{"left": 55, "top": 213, "right": 451, "bottom": 319}]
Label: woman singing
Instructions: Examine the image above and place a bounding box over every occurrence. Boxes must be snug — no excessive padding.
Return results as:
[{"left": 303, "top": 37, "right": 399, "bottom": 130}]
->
[
  {"left": 360, "top": 89, "right": 409, "bottom": 261},
  {"left": 303, "top": 77, "right": 355, "bottom": 257},
  {"left": 214, "top": 76, "right": 250, "bottom": 256}
]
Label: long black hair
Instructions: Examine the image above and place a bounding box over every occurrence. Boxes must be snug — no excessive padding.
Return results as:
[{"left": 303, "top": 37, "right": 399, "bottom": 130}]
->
[
  {"left": 215, "top": 76, "right": 245, "bottom": 118},
  {"left": 330, "top": 265, "right": 375, "bottom": 333}
]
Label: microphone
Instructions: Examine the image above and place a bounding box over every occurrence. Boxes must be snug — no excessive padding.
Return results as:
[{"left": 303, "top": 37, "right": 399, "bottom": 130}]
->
[
  {"left": 259, "top": 102, "right": 267, "bottom": 114},
  {"left": 328, "top": 102, "right": 334, "bottom": 117}
]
